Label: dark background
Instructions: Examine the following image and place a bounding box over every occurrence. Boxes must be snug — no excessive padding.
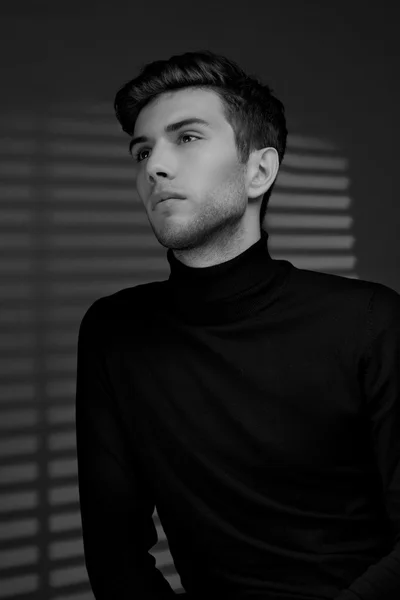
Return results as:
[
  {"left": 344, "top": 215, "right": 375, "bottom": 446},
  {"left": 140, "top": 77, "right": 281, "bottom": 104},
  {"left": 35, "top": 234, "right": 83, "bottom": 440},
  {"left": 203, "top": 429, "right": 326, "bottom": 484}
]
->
[{"left": 0, "top": 1, "right": 399, "bottom": 598}]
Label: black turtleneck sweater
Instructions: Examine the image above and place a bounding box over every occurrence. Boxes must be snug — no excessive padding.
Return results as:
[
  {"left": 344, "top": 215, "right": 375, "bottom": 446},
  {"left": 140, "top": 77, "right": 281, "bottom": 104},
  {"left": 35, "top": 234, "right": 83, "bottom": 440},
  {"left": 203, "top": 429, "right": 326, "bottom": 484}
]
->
[{"left": 75, "top": 229, "right": 400, "bottom": 599}]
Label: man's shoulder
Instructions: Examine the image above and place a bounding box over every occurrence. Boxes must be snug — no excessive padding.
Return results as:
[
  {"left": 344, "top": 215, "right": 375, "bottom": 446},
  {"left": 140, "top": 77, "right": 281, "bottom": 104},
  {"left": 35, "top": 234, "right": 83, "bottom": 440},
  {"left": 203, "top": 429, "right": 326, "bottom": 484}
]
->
[
  {"left": 79, "top": 280, "right": 166, "bottom": 325},
  {"left": 285, "top": 264, "right": 400, "bottom": 326},
  {"left": 289, "top": 263, "right": 399, "bottom": 302}
]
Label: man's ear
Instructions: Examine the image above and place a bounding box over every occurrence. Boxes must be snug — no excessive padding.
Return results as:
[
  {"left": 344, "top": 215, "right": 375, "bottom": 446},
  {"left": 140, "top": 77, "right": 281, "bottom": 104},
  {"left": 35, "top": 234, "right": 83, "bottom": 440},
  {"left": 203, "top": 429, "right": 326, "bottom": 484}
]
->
[{"left": 247, "top": 147, "right": 279, "bottom": 200}]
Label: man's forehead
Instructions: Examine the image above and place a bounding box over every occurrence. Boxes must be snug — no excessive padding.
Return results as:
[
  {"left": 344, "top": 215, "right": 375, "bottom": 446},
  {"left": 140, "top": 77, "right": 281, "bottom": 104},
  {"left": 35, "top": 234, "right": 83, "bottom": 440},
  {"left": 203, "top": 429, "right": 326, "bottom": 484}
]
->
[{"left": 135, "top": 89, "right": 224, "bottom": 129}]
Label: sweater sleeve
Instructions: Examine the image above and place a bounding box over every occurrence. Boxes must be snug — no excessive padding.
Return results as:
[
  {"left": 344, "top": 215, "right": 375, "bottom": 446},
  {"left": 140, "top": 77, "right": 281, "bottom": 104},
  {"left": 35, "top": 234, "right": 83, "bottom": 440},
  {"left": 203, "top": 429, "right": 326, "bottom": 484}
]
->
[
  {"left": 75, "top": 299, "right": 176, "bottom": 599},
  {"left": 335, "top": 284, "right": 400, "bottom": 600}
]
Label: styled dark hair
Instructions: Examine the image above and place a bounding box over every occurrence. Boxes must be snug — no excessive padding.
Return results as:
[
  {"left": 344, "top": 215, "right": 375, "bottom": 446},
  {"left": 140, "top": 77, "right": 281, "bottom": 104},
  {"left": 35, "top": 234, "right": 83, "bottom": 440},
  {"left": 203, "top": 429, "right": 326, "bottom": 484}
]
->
[{"left": 114, "top": 49, "right": 287, "bottom": 226}]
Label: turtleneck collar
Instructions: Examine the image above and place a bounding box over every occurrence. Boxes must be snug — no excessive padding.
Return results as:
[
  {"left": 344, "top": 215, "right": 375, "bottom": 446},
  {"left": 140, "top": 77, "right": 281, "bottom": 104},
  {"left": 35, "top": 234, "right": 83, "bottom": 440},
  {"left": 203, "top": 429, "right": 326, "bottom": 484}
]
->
[{"left": 165, "top": 229, "right": 293, "bottom": 325}]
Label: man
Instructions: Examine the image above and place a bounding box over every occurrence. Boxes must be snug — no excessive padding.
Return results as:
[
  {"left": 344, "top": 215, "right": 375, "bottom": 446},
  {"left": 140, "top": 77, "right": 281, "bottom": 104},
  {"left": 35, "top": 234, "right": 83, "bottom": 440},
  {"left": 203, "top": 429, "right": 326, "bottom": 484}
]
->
[{"left": 75, "top": 50, "right": 400, "bottom": 599}]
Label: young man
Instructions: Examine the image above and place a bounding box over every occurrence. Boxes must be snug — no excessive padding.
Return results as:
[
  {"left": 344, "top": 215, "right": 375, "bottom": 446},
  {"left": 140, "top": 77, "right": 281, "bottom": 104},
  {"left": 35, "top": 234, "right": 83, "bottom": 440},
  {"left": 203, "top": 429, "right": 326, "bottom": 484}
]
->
[{"left": 75, "top": 50, "right": 400, "bottom": 599}]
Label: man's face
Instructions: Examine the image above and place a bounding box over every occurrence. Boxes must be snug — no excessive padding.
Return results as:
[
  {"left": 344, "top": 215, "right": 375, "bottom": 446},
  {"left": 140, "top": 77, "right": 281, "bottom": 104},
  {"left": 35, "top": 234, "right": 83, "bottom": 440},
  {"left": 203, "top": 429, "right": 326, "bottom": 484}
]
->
[{"left": 130, "top": 87, "right": 255, "bottom": 257}]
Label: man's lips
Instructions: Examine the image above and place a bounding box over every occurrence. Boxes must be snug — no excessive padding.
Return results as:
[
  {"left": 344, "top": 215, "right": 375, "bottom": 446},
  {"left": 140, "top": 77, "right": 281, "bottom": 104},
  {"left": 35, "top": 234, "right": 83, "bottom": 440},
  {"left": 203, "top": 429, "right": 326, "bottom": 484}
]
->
[
  {"left": 156, "top": 197, "right": 186, "bottom": 208},
  {"left": 152, "top": 192, "right": 186, "bottom": 208},
  {"left": 160, "top": 197, "right": 184, "bottom": 202},
  {"left": 159, "top": 195, "right": 185, "bottom": 202},
  {"left": 155, "top": 196, "right": 186, "bottom": 209}
]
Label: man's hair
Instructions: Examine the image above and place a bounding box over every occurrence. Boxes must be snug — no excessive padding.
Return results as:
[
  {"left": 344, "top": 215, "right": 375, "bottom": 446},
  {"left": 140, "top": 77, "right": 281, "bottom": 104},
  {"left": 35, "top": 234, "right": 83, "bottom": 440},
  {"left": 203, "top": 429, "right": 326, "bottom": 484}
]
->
[{"left": 114, "top": 49, "right": 287, "bottom": 226}]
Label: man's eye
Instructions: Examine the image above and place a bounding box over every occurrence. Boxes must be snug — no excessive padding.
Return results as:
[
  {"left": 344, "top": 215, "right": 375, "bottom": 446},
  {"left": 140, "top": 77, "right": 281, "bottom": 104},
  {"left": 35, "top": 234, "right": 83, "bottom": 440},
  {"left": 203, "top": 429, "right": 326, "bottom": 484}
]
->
[
  {"left": 134, "top": 148, "right": 148, "bottom": 163},
  {"left": 133, "top": 134, "right": 198, "bottom": 163}
]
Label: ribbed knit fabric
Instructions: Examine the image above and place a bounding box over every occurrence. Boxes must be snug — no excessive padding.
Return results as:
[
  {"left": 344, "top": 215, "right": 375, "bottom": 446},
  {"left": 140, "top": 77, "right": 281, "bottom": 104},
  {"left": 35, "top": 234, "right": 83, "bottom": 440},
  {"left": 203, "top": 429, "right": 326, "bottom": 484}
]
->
[{"left": 76, "top": 229, "right": 400, "bottom": 599}]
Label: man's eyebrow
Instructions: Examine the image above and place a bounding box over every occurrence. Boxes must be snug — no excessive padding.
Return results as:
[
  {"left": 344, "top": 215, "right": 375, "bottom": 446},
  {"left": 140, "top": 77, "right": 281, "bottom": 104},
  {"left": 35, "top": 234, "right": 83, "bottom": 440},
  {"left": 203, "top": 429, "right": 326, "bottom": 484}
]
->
[{"left": 128, "top": 117, "right": 212, "bottom": 155}]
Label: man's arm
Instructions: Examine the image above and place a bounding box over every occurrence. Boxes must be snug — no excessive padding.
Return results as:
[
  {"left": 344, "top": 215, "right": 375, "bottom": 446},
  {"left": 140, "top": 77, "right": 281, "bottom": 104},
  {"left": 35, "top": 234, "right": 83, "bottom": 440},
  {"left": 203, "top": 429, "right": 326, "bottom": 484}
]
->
[
  {"left": 335, "top": 284, "right": 400, "bottom": 600},
  {"left": 75, "top": 298, "right": 176, "bottom": 599}
]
